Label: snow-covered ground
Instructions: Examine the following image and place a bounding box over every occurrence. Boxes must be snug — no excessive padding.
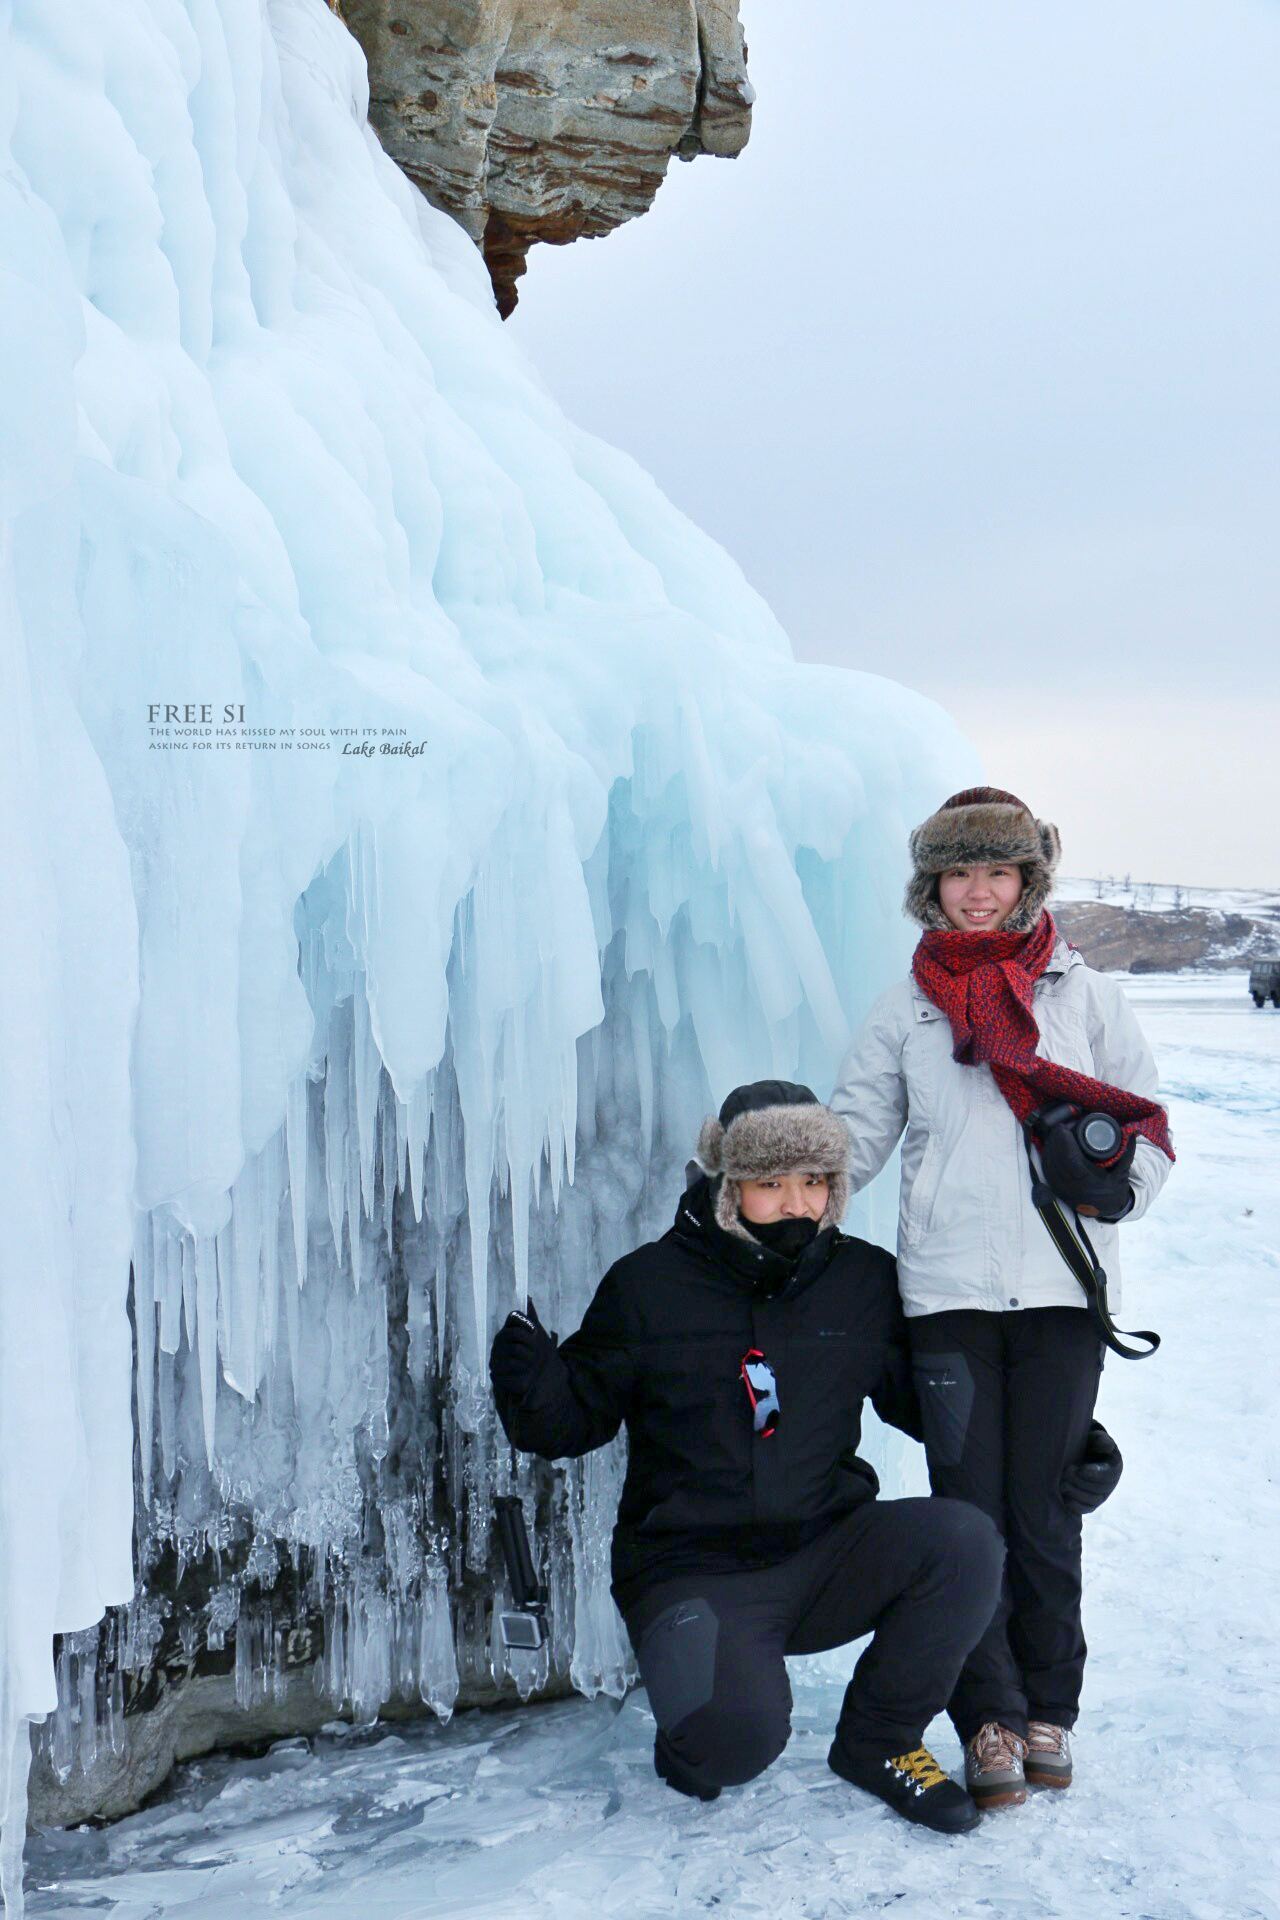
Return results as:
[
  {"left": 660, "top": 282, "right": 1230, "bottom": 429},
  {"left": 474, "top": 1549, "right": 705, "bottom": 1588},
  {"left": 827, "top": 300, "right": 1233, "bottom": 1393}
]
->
[
  {"left": 23, "top": 975, "right": 1280, "bottom": 1920},
  {"left": 1056, "top": 876, "right": 1280, "bottom": 922}
]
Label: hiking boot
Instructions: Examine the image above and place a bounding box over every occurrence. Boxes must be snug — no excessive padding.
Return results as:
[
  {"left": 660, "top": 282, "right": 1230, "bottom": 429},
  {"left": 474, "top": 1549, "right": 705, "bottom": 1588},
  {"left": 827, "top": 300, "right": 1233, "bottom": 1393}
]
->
[
  {"left": 1025, "top": 1721, "right": 1072, "bottom": 1789},
  {"left": 964, "top": 1722, "right": 1028, "bottom": 1808},
  {"left": 829, "top": 1739, "right": 980, "bottom": 1834}
]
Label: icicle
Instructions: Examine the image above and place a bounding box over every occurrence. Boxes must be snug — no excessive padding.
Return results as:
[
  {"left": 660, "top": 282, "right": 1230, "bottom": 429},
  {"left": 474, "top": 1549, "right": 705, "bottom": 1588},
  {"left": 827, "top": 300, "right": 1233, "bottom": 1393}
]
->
[
  {"left": 283, "top": 1248, "right": 301, "bottom": 1399},
  {"left": 158, "top": 1219, "right": 182, "bottom": 1356},
  {"left": 379, "top": 1073, "right": 396, "bottom": 1254},
  {"left": 323, "top": 1009, "right": 350, "bottom": 1264},
  {"left": 260, "top": 1133, "right": 281, "bottom": 1358},
  {"left": 346, "top": 1039, "right": 363, "bottom": 1293},
  {"left": 501, "top": 1022, "right": 535, "bottom": 1320},
  {"left": 366, "top": 1282, "right": 389, "bottom": 1463},
  {"left": 434, "top": 1243, "right": 448, "bottom": 1371},
  {"left": 342, "top": 1578, "right": 391, "bottom": 1724},
  {"left": 106, "top": 1661, "right": 125, "bottom": 1759},
  {"left": 50, "top": 1643, "right": 74, "bottom": 1783},
  {"left": 394, "top": 1091, "right": 409, "bottom": 1208},
  {"left": 320, "top": 1581, "right": 345, "bottom": 1706},
  {"left": 629, "top": 972, "right": 655, "bottom": 1168},
  {"left": 568, "top": 1450, "right": 635, "bottom": 1702},
  {"left": 285, "top": 1069, "right": 309, "bottom": 1290},
  {"left": 450, "top": 956, "right": 495, "bottom": 1356},
  {"left": 0, "top": 1719, "right": 33, "bottom": 1920},
  {"left": 352, "top": 983, "right": 381, "bottom": 1225},
  {"left": 214, "top": 1218, "right": 235, "bottom": 1389},
  {"left": 76, "top": 1633, "right": 97, "bottom": 1777},
  {"left": 134, "top": 1215, "right": 157, "bottom": 1505},
  {"left": 406, "top": 1073, "right": 430, "bottom": 1224},
  {"left": 234, "top": 1597, "right": 273, "bottom": 1711},
  {"left": 206, "top": 1586, "right": 239, "bottom": 1653},
  {"left": 225, "top": 1162, "right": 262, "bottom": 1399},
  {"left": 180, "top": 1229, "right": 198, "bottom": 1353},
  {"left": 158, "top": 1346, "right": 177, "bottom": 1482},
  {"left": 193, "top": 1233, "right": 219, "bottom": 1467},
  {"left": 489, "top": 1579, "right": 511, "bottom": 1691}
]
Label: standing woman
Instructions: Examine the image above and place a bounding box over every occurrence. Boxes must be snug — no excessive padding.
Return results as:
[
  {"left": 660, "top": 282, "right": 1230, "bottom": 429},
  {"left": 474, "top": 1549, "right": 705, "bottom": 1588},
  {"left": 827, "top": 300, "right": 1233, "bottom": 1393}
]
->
[{"left": 830, "top": 787, "right": 1174, "bottom": 1808}]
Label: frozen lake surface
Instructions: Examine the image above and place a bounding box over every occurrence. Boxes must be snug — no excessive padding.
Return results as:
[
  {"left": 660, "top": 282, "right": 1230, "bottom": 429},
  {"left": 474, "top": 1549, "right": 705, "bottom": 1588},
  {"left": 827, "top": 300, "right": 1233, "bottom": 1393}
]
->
[{"left": 25, "top": 975, "right": 1280, "bottom": 1919}]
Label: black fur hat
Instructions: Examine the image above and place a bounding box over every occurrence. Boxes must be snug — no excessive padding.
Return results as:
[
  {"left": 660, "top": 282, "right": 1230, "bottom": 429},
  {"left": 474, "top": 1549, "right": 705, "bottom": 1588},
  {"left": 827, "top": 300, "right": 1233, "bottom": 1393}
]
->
[
  {"left": 694, "top": 1080, "right": 850, "bottom": 1241},
  {"left": 904, "top": 786, "right": 1062, "bottom": 933}
]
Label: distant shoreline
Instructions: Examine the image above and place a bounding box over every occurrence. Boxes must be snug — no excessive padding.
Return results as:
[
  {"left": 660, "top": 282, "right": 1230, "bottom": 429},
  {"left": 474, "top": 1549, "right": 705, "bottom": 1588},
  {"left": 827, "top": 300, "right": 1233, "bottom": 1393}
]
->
[{"left": 1054, "top": 877, "right": 1279, "bottom": 974}]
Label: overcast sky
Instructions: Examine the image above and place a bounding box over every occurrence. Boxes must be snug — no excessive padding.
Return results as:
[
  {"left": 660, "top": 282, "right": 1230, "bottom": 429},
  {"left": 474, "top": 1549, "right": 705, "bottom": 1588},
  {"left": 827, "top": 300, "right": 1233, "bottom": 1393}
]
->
[{"left": 510, "top": 0, "right": 1279, "bottom": 890}]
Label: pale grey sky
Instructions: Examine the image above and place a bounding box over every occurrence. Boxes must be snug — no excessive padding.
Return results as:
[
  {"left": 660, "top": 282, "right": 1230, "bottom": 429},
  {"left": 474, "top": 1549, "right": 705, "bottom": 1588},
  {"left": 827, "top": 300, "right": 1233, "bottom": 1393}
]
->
[{"left": 511, "top": 0, "right": 1280, "bottom": 890}]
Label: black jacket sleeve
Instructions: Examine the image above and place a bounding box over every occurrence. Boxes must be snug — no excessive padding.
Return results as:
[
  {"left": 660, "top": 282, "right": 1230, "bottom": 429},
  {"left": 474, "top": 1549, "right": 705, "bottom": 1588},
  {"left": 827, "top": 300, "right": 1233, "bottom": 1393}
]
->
[
  {"left": 868, "top": 1255, "right": 923, "bottom": 1443},
  {"left": 492, "top": 1265, "right": 638, "bottom": 1460}
]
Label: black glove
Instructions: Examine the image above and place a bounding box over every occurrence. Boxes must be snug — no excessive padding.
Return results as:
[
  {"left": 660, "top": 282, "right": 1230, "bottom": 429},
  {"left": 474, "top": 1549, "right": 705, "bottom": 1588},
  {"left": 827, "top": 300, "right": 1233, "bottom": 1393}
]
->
[
  {"left": 1040, "top": 1121, "right": 1136, "bottom": 1221},
  {"left": 489, "top": 1299, "right": 554, "bottom": 1402},
  {"left": 1060, "top": 1420, "right": 1123, "bottom": 1515}
]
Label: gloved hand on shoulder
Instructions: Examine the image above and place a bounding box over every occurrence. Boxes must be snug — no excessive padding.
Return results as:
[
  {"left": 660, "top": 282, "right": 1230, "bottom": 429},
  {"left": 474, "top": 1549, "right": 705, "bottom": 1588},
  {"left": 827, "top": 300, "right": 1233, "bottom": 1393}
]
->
[
  {"left": 1060, "top": 1420, "right": 1123, "bottom": 1515},
  {"left": 1041, "top": 1122, "right": 1136, "bottom": 1221},
  {"left": 489, "top": 1299, "right": 554, "bottom": 1402}
]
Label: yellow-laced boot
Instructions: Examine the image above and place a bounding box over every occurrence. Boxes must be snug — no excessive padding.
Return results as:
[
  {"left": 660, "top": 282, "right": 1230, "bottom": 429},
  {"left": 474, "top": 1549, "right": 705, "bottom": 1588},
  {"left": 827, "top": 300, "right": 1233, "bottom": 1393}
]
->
[{"left": 829, "top": 1738, "right": 980, "bottom": 1833}]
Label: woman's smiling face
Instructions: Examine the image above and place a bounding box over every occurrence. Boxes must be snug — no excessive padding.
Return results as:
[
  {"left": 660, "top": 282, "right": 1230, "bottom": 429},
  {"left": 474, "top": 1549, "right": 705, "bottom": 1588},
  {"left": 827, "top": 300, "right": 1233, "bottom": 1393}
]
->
[{"left": 937, "top": 863, "right": 1024, "bottom": 932}]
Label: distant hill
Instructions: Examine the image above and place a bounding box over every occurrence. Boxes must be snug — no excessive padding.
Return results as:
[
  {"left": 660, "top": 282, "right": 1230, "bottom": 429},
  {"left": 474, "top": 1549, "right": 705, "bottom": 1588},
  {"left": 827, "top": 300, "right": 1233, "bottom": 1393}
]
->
[{"left": 1053, "top": 877, "right": 1280, "bottom": 973}]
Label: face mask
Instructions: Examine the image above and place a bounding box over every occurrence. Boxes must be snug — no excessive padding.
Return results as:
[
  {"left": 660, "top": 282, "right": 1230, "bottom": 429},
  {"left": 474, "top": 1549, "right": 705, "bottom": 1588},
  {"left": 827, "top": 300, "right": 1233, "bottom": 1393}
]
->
[{"left": 742, "top": 1214, "right": 822, "bottom": 1259}]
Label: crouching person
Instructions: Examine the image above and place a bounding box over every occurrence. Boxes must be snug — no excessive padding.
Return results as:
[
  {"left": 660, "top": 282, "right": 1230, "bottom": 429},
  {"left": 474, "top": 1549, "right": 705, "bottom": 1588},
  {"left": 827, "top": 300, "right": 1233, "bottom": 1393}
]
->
[{"left": 489, "top": 1081, "right": 1005, "bottom": 1833}]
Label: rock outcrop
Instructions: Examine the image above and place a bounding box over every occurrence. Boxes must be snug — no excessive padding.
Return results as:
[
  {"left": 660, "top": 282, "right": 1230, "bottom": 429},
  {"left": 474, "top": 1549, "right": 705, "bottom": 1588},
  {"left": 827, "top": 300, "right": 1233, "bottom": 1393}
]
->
[
  {"left": 339, "top": 0, "right": 752, "bottom": 314},
  {"left": 1054, "top": 900, "right": 1280, "bottom": 973}
]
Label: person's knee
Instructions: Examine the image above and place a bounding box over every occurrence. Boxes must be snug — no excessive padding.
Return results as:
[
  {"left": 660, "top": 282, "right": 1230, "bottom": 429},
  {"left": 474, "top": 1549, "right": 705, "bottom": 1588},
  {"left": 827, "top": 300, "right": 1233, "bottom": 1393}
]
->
[
  {"left": 930, "top": 1497, "right": 1006, "bottom": 1606},
  {"left": 666, "top": 1700, "right": 790, "bottom": 1788}
]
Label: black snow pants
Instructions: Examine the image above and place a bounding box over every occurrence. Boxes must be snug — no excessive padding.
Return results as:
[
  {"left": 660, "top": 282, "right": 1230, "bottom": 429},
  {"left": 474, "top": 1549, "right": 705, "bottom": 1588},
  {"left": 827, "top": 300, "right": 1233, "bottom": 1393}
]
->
[
  {"left": 908, "top": 1306, "right": 1104, "bottom": 1743},
  {"left": 623, "top": 1497, "right": 1003, "bottom": 1797}
]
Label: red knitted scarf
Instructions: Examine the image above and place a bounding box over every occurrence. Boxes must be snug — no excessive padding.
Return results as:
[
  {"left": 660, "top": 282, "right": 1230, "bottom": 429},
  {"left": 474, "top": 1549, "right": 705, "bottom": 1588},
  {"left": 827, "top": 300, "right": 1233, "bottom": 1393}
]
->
[{"left": 911, "top": 912, "right": 1174, "bottom": 1161}]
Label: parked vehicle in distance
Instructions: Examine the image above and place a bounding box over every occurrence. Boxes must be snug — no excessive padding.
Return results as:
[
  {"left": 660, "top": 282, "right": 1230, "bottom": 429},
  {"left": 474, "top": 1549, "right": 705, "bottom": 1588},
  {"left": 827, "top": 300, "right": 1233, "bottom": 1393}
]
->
[{"left": 1248, "top": 959, "right": 1280, "bottom": 1008}]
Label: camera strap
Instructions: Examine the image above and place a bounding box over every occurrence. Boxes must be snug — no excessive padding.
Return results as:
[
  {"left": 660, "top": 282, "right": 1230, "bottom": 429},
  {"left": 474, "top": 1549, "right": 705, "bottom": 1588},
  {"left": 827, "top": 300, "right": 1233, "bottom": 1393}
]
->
[{"left": 1021, "top": 1124, "right": 1160, "bottom": 1361}]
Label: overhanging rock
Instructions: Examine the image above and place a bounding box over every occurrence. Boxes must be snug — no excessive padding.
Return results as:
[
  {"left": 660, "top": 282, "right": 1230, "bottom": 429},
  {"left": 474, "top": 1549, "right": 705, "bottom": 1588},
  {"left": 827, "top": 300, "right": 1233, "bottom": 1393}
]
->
[{"left": 339, "top": 0, "right": 753, "bottom": 314}]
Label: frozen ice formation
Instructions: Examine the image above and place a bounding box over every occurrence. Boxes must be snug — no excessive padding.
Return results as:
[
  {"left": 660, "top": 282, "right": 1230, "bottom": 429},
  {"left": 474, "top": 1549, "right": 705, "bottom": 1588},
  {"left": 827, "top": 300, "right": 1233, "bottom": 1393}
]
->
[{"left": 0, "top": 0, "right": 974, "bottom": 1908}]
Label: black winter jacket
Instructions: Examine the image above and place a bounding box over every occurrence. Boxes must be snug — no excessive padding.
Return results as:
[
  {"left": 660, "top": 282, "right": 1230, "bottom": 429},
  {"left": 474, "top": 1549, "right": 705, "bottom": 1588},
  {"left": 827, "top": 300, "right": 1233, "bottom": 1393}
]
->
[{"left": 492, "top": 1177, "right": 922, "bottom": 1611}]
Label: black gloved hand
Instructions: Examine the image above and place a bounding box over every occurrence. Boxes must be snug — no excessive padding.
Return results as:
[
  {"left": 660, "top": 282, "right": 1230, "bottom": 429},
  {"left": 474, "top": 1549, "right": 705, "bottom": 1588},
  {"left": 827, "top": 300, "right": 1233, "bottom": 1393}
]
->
[
  {"left": 1060, "top": 1420, "right": 1123, "bottom": 1515},
  {"left": 489, "top": 1299, "right": 554, "bottom": 1401},
  {"left": 1040, "top": 1121, "right": 1137, "bottom": 1221}
]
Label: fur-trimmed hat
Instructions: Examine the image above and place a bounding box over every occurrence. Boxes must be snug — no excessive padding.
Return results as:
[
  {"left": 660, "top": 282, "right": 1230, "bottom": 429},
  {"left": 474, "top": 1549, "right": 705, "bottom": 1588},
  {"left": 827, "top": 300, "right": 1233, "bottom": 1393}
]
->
[
  {"left": 904, "top": 786, "right": 1062, "bottom": 933},
  {"left": 694, "top": 1080, "right": 850, "bottom": 1243}
]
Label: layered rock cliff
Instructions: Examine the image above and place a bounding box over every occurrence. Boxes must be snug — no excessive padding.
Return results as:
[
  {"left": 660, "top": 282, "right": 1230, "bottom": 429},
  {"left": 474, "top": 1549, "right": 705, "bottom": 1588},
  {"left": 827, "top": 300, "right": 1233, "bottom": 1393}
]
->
[{"left": 339, "top": 0, "right": 752, "bottom": 314}]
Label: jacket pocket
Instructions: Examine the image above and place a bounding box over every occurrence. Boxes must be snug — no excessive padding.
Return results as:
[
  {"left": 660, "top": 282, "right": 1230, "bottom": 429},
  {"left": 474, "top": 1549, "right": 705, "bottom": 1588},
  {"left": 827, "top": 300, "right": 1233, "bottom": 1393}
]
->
[{"left": 903, "top": 1139, "right": 944, "bottom": 1249}]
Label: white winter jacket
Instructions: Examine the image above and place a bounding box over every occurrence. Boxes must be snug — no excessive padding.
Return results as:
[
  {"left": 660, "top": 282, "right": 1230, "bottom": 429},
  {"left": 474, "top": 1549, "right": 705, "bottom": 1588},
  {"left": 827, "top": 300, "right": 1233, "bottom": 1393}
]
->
[{"left": 830, "top": 940, "right": 1171, "bottom": 1319}]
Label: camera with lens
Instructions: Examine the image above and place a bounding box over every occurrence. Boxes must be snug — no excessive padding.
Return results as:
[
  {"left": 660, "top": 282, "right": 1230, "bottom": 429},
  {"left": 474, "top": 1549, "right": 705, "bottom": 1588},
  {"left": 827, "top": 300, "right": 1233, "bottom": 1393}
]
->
[{"left": 1034, "top": 1101, "right": 1124, "bottom": 1163}]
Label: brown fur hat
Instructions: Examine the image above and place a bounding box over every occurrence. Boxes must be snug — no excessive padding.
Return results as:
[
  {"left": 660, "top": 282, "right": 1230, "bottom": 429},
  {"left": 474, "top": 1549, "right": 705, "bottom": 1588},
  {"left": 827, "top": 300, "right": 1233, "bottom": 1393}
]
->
[
  {"left": 904, "top": 786, "right": 1062, "bottom": 933},
  {"left": 694, "top": 1080, "right": 850, "bottom": 1243}
]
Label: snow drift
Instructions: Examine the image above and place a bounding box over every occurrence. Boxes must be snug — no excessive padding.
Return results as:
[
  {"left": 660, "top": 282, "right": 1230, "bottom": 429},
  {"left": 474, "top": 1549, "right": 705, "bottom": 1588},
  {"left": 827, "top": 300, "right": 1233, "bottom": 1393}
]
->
[{"left": 0, "top": 0, "right": 974, "bottom": 1908}]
